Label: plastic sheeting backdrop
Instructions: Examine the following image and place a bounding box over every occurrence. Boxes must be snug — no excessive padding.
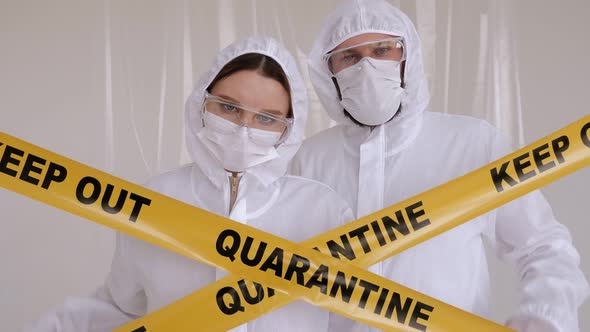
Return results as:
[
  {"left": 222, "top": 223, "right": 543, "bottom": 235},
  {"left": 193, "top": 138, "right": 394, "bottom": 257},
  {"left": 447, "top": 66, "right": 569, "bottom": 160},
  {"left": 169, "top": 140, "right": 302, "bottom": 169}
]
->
[{"left": 0, "top": 0, "right": 588, "bottom": 331}]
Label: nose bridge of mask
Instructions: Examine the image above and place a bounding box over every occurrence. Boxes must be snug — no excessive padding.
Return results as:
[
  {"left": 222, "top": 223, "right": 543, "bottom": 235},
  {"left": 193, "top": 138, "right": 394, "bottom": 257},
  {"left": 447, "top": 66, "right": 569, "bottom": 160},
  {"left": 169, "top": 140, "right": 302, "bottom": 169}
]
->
[
  {"left": 359, "top": 57, "right": 402, "bottom": 82},
  {"left": 336, "top": 58, "right": 402, "bottom": 91},
  {"left": 204, "top": 107, "right": 255, "bottom": 130},
  {"left": 237, "top": 109, "right": 256, "bottom": 127},
  {"left": 335, "top": 57, "right": 401, "bottom": 84},
  {"left": 360, "top": 57, "right": 378, "bottom": 70},
  {"left": 232, "top": 122, "right": 283, "bottom": 149},
  {"left": 203, "top": 110, "right": 241, "bottom": 133},
  {"left": 204, "top": 110, "right": 284, "bottom": 151}
]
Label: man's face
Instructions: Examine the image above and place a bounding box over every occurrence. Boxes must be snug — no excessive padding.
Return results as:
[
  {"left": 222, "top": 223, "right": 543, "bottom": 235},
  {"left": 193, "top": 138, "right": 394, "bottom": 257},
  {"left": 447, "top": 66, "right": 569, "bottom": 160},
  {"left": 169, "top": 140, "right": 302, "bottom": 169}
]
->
[
  {"left": 327, "top": 33, "right": 407, "bottom": 127},
  {"left": 327, "top": 33, "right": 405, "bottom": 76}
]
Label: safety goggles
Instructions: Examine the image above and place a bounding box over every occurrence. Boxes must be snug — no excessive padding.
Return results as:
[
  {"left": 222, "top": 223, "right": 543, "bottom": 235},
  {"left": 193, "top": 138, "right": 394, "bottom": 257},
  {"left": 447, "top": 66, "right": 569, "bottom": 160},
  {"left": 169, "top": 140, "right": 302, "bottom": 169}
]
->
[
  {"left": 324, "top": 37, "right": 406, "bottom": 74},
  {"left": 202, "top": 92, "right": 293, "bottom": 146}
]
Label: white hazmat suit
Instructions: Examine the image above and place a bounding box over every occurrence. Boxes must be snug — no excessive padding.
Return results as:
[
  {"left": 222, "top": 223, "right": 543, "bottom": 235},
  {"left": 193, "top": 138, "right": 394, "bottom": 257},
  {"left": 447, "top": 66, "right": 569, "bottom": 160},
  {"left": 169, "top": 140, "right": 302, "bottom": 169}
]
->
[
  {"left": 25, "top": 36, "right": 354, "bottom": 332},
  {"left": 290, "top": 0, "right": 589, "bottom": 331}
]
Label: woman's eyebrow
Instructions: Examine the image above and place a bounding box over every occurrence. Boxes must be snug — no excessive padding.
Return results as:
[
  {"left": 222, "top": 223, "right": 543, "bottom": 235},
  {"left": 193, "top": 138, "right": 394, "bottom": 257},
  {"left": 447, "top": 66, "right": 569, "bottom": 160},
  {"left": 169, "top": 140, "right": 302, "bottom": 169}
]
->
[
  {"left": 217, "top": 94, "right": 285, "bottom": 116},
  {"left": 217, "top": 94, "right": 241, "bottom": 103},
  {"left": 261, "top": 109, "right": 284, "bottom": 116}
]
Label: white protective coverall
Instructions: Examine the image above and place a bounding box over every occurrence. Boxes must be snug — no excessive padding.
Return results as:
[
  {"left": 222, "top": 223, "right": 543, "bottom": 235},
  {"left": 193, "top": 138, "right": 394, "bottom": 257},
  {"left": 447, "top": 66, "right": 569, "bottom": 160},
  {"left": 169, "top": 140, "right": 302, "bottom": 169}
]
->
[
  {"left": 25, "top": 36, "right": 354, "bottom": 332},
  {"left": 290, "top": 0, "right": 589, "bottom": 331}
]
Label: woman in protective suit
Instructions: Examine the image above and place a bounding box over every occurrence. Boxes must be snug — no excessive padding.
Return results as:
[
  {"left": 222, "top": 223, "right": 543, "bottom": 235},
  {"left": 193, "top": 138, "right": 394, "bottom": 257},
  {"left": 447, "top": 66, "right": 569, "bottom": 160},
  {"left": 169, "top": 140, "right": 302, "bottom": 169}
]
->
[{"left": 25, "top": 36, "right": 353, "bottom": 332}]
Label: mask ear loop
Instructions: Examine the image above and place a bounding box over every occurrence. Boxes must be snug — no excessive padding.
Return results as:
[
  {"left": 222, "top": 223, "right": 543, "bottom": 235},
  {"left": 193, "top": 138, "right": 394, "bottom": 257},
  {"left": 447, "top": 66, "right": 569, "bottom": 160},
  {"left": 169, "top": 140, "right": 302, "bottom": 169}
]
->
[
  {"left": 273, "top": 118, "right": 293, "bottom": 148},
  {"left": 323, "top": 49, "right": 343, "bottom": 101},
  {"left": 274, "top": 133, "right": 285, "bottom": 148},
  {"left": 399, "top": 38, "right": 407, "bottom": 88},
  {"left": 200, "top": 100, "right": 207, "bottom": 128},
  {"left": 331, "top": 76, "right": 343, "bottom": 101},
  {"left": 400, "top": 61, "right": 406, "bottom": 88}
]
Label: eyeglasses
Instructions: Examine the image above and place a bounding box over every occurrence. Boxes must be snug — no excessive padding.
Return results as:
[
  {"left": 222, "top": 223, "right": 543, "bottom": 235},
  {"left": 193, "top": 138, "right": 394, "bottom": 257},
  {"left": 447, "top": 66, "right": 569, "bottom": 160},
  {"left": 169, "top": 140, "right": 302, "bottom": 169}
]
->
[
  {"left": 325, "top": 37, "right": 405, "bottom": 74},
  {"left": 202, "top": 92, "right": 293, "bottom": 145}
]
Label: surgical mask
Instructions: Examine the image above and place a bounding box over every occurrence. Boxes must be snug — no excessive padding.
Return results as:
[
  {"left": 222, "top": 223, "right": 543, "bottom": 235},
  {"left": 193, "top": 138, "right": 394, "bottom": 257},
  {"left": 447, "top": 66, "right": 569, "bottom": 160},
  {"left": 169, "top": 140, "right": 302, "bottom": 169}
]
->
[
  {"left": 197, "top": 111, "right": 281, "bottom": 172},
  {"left": 334, "top": 57, "right": 404, "bottom": 126}
]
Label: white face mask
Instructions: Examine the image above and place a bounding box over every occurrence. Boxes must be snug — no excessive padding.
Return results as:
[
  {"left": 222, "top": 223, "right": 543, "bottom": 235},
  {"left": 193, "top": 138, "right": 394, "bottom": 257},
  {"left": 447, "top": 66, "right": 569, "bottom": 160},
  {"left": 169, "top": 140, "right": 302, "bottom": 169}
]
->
[
  {"left": 197, "top": 112, "right": 281, "bottom": 172},
  {"left": 334, "top": 57, "right": 404, "bottom": 126}
]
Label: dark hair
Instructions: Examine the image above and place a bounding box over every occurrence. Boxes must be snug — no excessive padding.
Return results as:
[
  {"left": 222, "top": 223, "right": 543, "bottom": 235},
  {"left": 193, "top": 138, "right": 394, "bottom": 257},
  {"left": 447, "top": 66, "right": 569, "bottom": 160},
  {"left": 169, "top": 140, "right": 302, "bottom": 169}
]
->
[{"left": 207, "top": 53, "right": 293, "bottom": 117}]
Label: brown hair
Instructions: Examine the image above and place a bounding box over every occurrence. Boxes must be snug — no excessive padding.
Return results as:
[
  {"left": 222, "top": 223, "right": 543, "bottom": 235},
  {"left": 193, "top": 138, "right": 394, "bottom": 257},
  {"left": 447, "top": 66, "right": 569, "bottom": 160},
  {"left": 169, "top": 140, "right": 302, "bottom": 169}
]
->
[{"left": 207, "top": 53, "right": 293, "bottom": 117}]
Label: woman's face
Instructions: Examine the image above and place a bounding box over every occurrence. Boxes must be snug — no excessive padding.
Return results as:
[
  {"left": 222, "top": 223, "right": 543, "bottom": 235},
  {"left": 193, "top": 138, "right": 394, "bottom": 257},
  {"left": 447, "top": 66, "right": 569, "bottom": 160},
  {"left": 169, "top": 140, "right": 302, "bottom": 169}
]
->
[{"left": 209, "top": 70, "right": 290, "bottom": 129}]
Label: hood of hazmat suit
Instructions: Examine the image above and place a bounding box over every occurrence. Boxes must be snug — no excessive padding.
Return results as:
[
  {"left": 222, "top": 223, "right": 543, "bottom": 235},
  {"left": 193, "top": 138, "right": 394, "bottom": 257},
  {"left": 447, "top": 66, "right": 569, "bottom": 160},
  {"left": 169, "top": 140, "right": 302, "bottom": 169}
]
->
[
  {"left": 291, "top": 0, "right": 589, "bottom": 331},
  {"left": 25, "top": 36, "right": 354, "bottom": 332}
]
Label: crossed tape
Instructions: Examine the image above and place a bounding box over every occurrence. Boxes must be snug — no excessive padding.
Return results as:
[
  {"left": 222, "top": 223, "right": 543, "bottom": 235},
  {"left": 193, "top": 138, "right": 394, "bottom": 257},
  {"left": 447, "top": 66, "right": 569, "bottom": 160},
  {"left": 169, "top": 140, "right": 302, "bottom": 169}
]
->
[{"left": 2, "top": 115, "right": 589, "bottom": 331}]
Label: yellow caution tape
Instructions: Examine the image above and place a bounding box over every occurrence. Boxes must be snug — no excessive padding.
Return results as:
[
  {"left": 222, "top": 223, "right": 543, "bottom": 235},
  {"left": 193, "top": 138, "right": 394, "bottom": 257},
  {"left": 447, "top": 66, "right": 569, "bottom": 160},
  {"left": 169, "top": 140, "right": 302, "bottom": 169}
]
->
[
  {"left": 1, "top": 132, "right": 511, "bottom": 332},
  {"left": 0, "top": 116, "right": 588, "bottom": 331},
  {"left": 113, "top": 115, "right": 590, "bottom": 331}
]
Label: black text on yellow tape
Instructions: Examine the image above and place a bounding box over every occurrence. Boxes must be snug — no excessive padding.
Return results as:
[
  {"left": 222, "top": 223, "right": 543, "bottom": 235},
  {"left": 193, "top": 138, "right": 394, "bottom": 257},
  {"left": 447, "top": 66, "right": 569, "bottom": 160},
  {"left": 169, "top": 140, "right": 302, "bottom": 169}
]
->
[
  {"left": 113, "top": 115, "right": 590, "bottom": 332},
  {"left": 215, "top": 229, "right": 435, "bottom": 331},
  {"left": 0, "top": 143, "right": 67, "bottom": 189},
  {"left": 212, "top": 201, "right": 428, "bottom": 318},
  {"left": 0, "top": 142, "right": 152, "bottom": 223},
  {"left": 0, "top": 133, "right": 517, "bottom": 331},
  {"left": 492, "top": 134, "right": 568, "bottom": 192}
]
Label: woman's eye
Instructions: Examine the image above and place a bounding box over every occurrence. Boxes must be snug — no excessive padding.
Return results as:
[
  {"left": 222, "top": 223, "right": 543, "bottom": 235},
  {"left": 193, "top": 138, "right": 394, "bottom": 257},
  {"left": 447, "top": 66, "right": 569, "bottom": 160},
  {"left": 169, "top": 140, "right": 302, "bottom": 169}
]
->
[
  {"left": 255, "top": 114, "right": 276, "bottom": 125},
  {"left": 222, "top": 104, "right": 238, "bottom": 112}
]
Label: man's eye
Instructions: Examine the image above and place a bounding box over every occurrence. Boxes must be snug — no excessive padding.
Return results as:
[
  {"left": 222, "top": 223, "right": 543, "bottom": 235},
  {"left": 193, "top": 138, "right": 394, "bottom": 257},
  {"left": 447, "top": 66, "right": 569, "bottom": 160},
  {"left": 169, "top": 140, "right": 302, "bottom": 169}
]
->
[
  {"left": 374, "top": 46, "right": 391, "bottom": 56},
  {"left": 341, "top": 54, "right": 357, "bottom": 63}
]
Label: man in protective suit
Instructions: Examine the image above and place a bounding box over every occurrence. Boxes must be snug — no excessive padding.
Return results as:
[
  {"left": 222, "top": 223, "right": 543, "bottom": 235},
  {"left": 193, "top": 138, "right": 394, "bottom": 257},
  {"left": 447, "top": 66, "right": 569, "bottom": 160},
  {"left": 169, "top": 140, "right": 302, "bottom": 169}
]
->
[{"left": 290, "top": 0, "right": 589, "bottom": 331}]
